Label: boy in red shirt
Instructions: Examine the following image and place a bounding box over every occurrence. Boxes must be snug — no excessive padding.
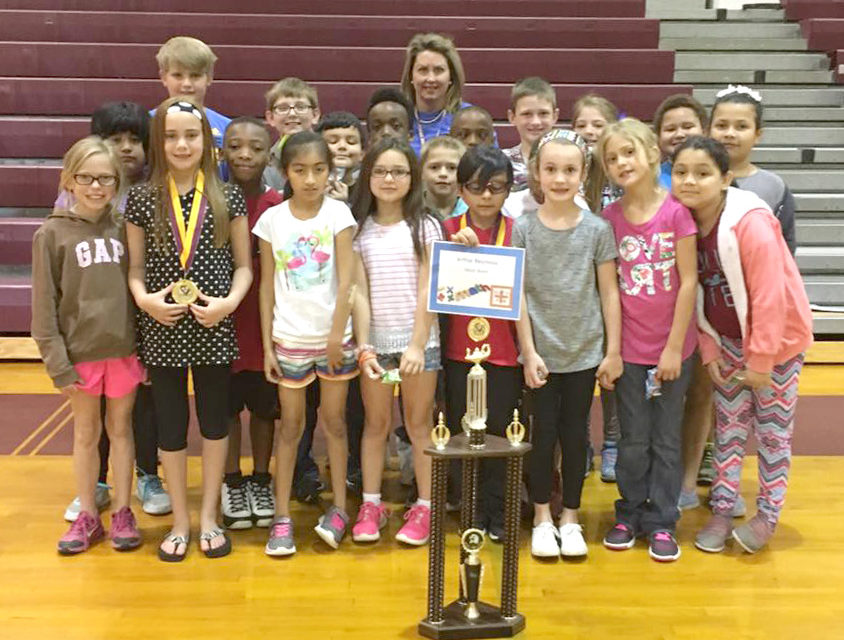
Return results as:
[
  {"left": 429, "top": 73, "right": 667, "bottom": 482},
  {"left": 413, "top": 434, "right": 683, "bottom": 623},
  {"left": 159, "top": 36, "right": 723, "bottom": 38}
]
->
[{"left": 221, "top": 117, "right": 284, "bottom": 529}]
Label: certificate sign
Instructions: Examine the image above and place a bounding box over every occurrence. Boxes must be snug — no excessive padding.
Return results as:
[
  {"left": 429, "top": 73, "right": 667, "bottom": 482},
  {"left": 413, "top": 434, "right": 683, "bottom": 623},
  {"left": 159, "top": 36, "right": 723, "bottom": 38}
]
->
[{"left": 427, "top": 241, "right": 524, "bottom": 321}]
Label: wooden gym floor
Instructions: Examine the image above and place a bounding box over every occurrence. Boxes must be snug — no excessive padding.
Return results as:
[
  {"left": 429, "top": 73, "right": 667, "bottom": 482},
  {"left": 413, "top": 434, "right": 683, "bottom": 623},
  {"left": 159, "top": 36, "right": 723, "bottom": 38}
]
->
[{"left": 1, "top": 360, "right": 843, "bottom": 639}]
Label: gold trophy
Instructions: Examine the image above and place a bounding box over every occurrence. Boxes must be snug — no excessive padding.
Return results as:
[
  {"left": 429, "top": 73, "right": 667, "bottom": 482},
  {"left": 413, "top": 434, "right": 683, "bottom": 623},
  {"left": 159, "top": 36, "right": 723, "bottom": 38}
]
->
[
  {"left": 459, "top": 528, "right": 485, "bottom": 621},
  {"left": 431, "top": 412, "right": 451, "bottom": 451},
  {"left": 506, "top": 409, "right": 526, "bottom": 446}
]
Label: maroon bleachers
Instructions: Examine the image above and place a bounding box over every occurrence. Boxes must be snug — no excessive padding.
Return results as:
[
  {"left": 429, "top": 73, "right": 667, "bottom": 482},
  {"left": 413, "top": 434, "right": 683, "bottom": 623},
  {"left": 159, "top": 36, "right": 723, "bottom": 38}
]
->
[
  {"left": 801, "top": 19, "right": 844, "bottom": 54},
  {"left": 0, "top": 43, "right": 674, "bottom": 84},
  {"left": 783, "top": 0, "right": 844, "bottom": 20},
  {"left": 2, "top": 0, "right": 690, "bottom": 334},
  {"left": 0, "top": 12, "right": 660, "bottom": 49},
  {"left": 1, "top": 0, "right": 647, "bottom": 17}
]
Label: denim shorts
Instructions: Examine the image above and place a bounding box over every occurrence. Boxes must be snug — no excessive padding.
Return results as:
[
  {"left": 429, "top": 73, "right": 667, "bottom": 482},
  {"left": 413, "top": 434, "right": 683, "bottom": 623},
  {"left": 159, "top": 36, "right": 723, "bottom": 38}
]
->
[{"left": 376, "top": 346, "right": 441, "bottom": 372}]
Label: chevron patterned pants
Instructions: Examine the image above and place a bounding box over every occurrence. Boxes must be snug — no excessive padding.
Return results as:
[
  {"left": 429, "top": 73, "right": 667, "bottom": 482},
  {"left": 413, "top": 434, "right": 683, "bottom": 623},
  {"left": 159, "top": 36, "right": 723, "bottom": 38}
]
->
[{"left": 711, "top": 337, "right": 804, "bottom": 528}]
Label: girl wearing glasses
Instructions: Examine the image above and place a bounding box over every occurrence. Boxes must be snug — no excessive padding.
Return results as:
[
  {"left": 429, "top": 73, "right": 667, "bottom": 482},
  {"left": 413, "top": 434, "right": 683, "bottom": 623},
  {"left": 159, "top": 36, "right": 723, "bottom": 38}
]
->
[
  {"left": 441, "top": 145, "right": 520, "bottom": 542},
  {"left": 32, "top": 136, "right": 145, "bottom": 555},
  {"left": 349, "top": 137, "right": 442, "bottom": 547}
]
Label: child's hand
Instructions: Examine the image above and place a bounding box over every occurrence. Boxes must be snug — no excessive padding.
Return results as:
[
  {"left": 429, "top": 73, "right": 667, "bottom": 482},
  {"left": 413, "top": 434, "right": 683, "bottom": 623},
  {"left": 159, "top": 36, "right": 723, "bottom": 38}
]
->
[
  {"left": 399, "top": 345, "right": 425, "bottom": 377},
  {"left": 189, "top": 292, "right": 233, "bottom": 328},
  {"left": 327, "top": 179, "right": 349, "bottom": 202},
  {"left": 326, "top": 336, "right": 343, "bottom": 374},
  {"left": 744, "top": 369, "right": 772, "bottom": 389},
  {"left": 597, "top": 353, "right": 623, "bottom": 390},
  {"left": 59, "top": 383, "right": 79, "bottom": 398},
  {"left": 264, "top": 349, "right": 282, "bottom": 385},
  {"left": 706, "top": 358, "right": 728, "bottom": 385},
  {"left": 361, "top": 355, "right": 384, "bottom": 379},
  {"left": 449, "top": 227, "right": 480, "bottom": 247},
  {"left": 656, "top": 346, "right": 682, "bottom": 382},
  {"left": 141, "top": 283, "right": 188, "bottom": 327},
  {"left": 523, "top": 352, "right": 548, "bottom": 389}
]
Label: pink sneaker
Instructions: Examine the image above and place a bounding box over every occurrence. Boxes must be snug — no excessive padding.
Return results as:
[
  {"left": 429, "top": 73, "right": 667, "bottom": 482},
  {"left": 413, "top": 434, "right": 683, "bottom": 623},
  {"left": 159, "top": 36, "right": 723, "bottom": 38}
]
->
[
  {"left": 58, "top": 511, "right": 105, "bottom": 555},
  {"left": 395, "top": 504, "right": 431, "bottom": 546},
  {"left": 352, "top": 501, "right": 389, "bottom": 542},
  {"left": 110, "top": 506, "right": 142, "bottom": 551}
]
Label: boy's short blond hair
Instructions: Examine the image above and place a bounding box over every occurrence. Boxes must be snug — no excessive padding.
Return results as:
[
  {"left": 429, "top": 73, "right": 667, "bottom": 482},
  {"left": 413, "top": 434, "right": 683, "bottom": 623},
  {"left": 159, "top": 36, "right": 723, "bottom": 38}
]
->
[
  {"left": 420, "top": 135, "right": 466, "bottom": 166},
  {"left": 265, "top": 77, "right": 319, "bottom": 111},
  {"left": 510, "top": 76, "right": 557, "bottom": 112},
  {"left": 156, "top": 36, "right": 218, "bottom": 75}
]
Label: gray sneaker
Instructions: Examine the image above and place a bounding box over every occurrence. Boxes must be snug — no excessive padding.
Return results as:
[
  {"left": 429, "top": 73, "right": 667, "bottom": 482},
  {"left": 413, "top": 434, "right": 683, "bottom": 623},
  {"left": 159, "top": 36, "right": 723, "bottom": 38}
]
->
[
  {"left": 136, "top": 472, "right": 172, "bottom": 515},
  {"left": 695, "top": 514, "right": 733, "bottom": 553},
  {"left": 314, "top": 505, "right": 349, "bottom": 550},
  {"left": 732, "top": 513, "right": 774, "bottom": 554},
  {"left": 678, "top": 489, "right": 701, "bottom": 511},
  {"left": 64, "top": 482, "right": 111, "bottom": 522},
  {"left": 265, "top": 516, "right": 296, "bottom": 556}
]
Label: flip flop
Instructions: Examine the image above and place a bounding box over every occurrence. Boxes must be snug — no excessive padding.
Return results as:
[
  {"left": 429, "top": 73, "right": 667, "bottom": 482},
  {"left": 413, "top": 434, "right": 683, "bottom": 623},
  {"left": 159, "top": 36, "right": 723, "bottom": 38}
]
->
[
  {"left": 158, "top": 532, "right": 189, "bottom": 562},
  {"left": 199, "top": 527, "right": 231, "bottom": 559}
]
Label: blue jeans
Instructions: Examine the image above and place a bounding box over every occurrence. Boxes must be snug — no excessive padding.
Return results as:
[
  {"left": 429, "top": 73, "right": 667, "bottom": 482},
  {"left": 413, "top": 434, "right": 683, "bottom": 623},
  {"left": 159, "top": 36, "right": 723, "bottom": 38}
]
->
[{"left": 614, "top": 357, "right": 693, "bottom": 535}]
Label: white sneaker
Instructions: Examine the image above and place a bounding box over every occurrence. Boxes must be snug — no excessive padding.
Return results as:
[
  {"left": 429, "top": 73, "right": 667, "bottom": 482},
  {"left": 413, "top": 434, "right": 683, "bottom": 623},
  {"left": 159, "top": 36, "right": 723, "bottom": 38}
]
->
[
  {"left": 558, "top": 522, "right": 588, "bottom": 557},
  {"left": 221, "top": 478, "right": 253, "bottom": 530},
  {"left": 135, "top": 472, "right": 172, "bottom": 515},
  {"left": 247, "top": 475, "right": 276, "bottom": 528},
  {"left": 531, "top": 522, "right": 560, "bottom": 558},
  {"left": 64, "top": 482, "right": 111, "bottom": 522}
]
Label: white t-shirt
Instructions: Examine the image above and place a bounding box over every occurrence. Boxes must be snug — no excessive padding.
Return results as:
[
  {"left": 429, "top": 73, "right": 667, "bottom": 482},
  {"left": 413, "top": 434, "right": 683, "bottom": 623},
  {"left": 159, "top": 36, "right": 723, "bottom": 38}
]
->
[
  {"left": 353, "top": 215, "right": 441, "bottom": 354},
  {"left": 252, "top": 197, "right": 356, "bottom": 346}
]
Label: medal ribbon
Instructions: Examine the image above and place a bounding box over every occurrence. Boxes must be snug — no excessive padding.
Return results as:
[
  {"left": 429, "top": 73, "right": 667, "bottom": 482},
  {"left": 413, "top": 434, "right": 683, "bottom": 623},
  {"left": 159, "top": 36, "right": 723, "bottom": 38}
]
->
[
  {"left": 460, "top": 212, "right": 505, "bottom": 247},
  {"left": 167, "top": 169, "right": 208, "bottom": 273}
]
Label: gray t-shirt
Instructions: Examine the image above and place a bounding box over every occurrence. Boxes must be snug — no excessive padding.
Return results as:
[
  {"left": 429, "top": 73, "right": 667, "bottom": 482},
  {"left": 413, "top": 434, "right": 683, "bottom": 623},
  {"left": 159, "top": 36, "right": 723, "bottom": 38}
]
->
[
  {"left": 734, "top": 169, "right": 796, "bottom": 256},
  {"left": 512, "top": 210, "right": 618, "bottom": 373}
]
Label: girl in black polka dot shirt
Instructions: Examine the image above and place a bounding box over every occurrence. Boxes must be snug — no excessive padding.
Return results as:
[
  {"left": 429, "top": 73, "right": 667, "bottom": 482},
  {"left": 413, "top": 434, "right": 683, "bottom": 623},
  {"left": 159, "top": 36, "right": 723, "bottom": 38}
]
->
[{"left": 125, "top": 97, "right": 252, "bottom": 562}]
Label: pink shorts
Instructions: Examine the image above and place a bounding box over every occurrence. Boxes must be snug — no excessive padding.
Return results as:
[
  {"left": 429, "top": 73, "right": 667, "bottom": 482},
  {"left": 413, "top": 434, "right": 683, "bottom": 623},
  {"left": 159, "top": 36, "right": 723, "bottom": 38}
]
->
[{"left": 74, "top": 355, "right": 146, "bottom": 398}]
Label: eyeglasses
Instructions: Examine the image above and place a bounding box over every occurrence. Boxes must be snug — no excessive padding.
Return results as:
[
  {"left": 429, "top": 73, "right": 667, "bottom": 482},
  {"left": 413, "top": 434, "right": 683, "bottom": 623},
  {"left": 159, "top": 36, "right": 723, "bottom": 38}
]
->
[
  {"left": 463, "top": 181, "right": 510, "bottom": 195},
  {"left": 272, "top": 102, "right": 313, "bottom": 116},
  {"left": 371, "top": 167, "right": 411, "bottom": 180},
  {"left": 73, "top": 174, "right": 118, "bottom": 187}
]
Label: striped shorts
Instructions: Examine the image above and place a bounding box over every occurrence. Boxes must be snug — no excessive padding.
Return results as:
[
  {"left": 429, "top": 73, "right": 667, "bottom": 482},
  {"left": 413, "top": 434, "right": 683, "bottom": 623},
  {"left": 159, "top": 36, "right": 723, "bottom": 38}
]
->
[{"left": 273, "top": 339, "right": 358, "bottom": 389}]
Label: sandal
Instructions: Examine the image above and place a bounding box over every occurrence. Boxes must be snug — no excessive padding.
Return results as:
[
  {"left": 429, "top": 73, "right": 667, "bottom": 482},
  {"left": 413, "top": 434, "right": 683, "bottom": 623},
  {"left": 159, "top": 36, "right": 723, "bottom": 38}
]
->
[
  {"left": 199, "top": 527, "right": 231, "bottom": 559},
  {"left": 158, "top": 532, "right": 189, "bottom": 562}
]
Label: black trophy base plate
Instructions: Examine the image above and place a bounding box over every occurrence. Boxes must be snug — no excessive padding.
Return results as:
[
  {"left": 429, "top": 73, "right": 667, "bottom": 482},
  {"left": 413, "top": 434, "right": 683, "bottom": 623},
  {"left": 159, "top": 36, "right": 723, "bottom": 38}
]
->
[{"left": 418, "top": 601, "right": 525, "bottom": 639}]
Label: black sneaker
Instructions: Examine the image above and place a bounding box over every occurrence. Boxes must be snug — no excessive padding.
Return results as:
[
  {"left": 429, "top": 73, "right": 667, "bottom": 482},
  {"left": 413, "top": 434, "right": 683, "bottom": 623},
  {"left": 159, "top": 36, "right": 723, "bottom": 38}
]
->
[
  {"left": 487, "top": 519, "right": 505, "bottom": 544},
  {"left": 345, "top": 468, "right": 362, "bottom": 496},
  {"left": 293, "top": 475, "right": 324, "bottom": 505},
  {"left": 648, "top": 530, "right": 681, "bottom": 562},
  {"left": 603, "top": 522, "right": 636, "bottom": 550}
]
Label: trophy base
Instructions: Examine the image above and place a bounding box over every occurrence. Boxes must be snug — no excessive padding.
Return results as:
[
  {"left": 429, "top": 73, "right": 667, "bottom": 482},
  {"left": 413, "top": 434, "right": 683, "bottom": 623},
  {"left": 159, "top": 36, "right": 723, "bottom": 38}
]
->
[{"left": 419, "top": 601, "right": 525, "bottom": 639}]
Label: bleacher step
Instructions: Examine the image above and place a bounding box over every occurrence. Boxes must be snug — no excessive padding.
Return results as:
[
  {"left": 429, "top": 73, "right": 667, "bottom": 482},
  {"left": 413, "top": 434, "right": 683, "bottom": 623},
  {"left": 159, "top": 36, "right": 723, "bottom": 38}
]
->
[
  {"left": 675, "top": 70, "right": 834, "bottom": 84},
  {"left": 797, "top": 220, "right": 844, "bottom": 245},
  {"left": 675, "top": 52, "right": 830, "bottom": 71},
  {"left": 797, "top": 247, "right": 844, "bottom": 274},
  {"left": 661, "top": 22, "right": 802, "bottom": 38},
  {"left": 661, "top": 37, "right": 808, "bottom": 51},
  {"left": 693, "top": 87, "right": 844, "bottom": 107}
]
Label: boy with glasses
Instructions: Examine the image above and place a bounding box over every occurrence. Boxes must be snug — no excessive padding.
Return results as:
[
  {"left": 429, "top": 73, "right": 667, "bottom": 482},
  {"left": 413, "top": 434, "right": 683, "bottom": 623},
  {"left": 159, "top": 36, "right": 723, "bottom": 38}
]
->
[{"left": 263, "top": 77, "right": 321, "bottom": 191}]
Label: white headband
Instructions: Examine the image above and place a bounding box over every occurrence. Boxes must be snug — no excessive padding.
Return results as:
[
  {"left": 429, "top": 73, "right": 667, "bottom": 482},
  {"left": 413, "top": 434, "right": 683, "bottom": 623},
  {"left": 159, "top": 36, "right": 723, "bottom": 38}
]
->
[
  {"left": 715, "top": 84, "right": 762, "bottom": 104},
  {"left": 166, "top": 101, "right": 204, "bottom": 120}
]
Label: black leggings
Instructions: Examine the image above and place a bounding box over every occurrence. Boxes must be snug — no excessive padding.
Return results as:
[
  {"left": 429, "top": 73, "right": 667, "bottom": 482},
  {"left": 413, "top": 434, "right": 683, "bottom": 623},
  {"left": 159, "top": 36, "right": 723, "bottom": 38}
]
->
[
  {"left": 148, "top": 365, "right": 231, "bottom": 452},
  {"left": 97, "top": 385, "right": 159, "bottom": 481},
  {"left": 527, "top": 367, "right": 597, "bottom": 509}
]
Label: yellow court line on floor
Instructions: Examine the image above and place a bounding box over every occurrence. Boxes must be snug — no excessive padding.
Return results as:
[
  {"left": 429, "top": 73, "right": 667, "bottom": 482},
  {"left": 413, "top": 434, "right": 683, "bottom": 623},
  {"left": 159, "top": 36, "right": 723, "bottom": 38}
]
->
[
  {"left": 28, "top": 411, "right": 73, "bottom": 456},
  {"left": 10, "top": 399, "right": 70, "bottom": 455}
]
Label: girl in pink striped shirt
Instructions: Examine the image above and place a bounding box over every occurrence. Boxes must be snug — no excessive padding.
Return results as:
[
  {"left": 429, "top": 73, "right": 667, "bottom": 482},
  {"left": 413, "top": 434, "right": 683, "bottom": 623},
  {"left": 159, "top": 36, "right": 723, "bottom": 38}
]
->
[{"left": 349, "top": 137, "right": 442, "bottom": 546}]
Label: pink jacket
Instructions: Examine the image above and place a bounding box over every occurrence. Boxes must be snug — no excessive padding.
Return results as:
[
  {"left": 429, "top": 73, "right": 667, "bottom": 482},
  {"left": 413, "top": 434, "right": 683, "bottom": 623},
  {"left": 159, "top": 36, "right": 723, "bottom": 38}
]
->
[{"left": 697, "top": 187, "right": 813, "bottom": 373}]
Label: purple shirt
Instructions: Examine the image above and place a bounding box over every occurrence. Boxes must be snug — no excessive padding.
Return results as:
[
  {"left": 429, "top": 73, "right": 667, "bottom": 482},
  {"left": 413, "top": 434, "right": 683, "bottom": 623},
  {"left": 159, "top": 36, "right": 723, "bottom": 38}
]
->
[{"left": 602, "top": 194, "right": 698, "bottom": 365}]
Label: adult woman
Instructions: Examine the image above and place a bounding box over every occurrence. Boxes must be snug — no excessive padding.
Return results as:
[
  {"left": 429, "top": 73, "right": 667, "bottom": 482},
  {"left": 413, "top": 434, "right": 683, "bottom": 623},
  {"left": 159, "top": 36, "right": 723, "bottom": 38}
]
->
[{"left": 401, "top": 33, "right": 468, "bottom": 155}]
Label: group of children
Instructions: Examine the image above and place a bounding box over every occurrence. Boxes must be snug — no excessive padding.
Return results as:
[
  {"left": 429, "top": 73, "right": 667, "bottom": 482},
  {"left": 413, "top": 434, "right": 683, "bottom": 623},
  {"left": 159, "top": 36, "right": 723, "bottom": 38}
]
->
[{"left": 32, "top": 34, "right": 812, "bottom": 564}]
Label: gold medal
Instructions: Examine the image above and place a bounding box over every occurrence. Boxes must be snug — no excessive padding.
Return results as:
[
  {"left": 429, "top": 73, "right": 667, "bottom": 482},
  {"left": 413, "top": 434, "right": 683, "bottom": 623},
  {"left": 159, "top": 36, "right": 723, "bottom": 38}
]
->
[
  {"left": 467, "top": 317, "right": 490, "bottom": 342},
  {"left": 172, "top": 278, "right": 200, "bottom": 304}
]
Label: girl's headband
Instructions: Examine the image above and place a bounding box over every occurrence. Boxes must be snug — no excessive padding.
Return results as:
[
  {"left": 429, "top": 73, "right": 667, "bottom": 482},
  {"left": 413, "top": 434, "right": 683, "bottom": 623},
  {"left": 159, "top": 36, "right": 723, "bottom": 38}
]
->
[
  {"left": 715, "top": 84, "right": 762, "bottom": 104},
  {"left": 531, "top": 128, "right": 591, "bottom": 169},
  {"left": 166, "top": 101, "right": 204, "bottom": 120}
]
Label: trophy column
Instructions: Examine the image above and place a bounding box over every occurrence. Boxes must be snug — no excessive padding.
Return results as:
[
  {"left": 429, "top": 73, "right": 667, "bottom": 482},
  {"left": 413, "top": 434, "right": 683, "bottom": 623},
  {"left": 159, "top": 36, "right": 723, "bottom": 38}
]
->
[
  {"left": 500, "top": 455, "right": 524, "bottom": 619},
  {"left": 427, "top": 452, "right": 449, "bottom": 624}
]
